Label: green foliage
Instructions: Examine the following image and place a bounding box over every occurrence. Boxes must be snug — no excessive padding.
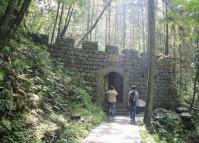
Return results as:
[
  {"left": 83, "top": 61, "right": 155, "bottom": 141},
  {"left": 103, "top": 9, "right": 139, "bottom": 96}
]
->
[
  {"left": 0, "top": 113, "right": 33, "bottom": 143},
  {"left": 0, "top": 0, "right": 8, "bottom": 17},
  {"left": 0, "top": 69, "right": 4, "bottom": 81},
  {"left": 140, "top": 109, "right": 186, "bottom": 143},
  {"left": 141, "top": 109, "right": 192, "bottom": 143},
  {"left": 0, "top": 89, "right": 13, "bottom": 114},
  {"left": 0, "top": 31, "right": 105, "bottom": 142},
  {"left": 0, "top": 117, "right": 12, "bottom": 131}
]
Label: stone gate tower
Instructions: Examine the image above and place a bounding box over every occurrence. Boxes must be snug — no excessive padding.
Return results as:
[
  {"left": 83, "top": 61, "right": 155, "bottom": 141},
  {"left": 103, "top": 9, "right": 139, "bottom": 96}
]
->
[{"left": 48, "top": 37, "right": 178, "bottom": 109}]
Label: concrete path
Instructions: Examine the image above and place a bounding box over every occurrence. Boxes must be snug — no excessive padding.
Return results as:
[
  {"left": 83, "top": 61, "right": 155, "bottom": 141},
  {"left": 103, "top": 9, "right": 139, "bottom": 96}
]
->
[{"left": 81, "top": 115, "right": 143, "bottom": 143}]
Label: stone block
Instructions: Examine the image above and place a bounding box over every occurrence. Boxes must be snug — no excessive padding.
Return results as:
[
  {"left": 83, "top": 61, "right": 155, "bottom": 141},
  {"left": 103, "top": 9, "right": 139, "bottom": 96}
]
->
[
  {"left": 105, "top": 45, "right": 119, "bottom": 54},
  {"left": 82, "top": 41, "right": 98, "bottom": 51},
  {"left": 56, "top": 37, "right": 75, "bottom": 48},
  {"left": 29, "top": 33, "right": 49, "bottom": 45}
]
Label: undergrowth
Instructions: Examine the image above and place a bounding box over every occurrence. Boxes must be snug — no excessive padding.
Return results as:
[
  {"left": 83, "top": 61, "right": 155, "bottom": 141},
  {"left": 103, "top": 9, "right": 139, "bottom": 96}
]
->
[
  {"left": 0, "top": 31, "right": 106, "bottom": 143},
  {"left": 140, "top": 109, "right": 199, "bottom": 143}
]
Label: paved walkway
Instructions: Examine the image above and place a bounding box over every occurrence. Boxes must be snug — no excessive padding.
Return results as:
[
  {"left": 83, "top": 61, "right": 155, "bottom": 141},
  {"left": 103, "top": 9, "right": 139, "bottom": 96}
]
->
[{"left": 81, "top": 115, "right": 143, "bottom": 143}]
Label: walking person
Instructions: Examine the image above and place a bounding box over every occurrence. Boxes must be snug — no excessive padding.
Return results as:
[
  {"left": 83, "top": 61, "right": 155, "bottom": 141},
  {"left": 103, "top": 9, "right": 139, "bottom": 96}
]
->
[
  {"left": 107, "top": 85, "right": 118, "bottom": 120},
  {"left": 128, "top": 85, "right": 139, "bottom": 123}
]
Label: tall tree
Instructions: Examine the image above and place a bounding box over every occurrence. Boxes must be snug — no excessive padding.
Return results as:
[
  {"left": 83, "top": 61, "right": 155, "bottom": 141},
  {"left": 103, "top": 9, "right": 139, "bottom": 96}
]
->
[
  {"left": 141, "top": 1, "right": 146, "bottom": 53},
  {"left": 50, "top": 2, "right": 60, "bottom": 44},
  {"left": 75, "top": 0, "right": 112, "bottom": 48},
  {"left": 108, "top": 3, "right": 111, "bottom": 44},
  {"left": 114, "top": 4, "right": 118, "bottom": 44},
  {"left": 189, "top": 32, "right": 199, "bottom": 112},
  {"left": 144, "top": 0, "right": 155, "bottom": 126},
  {"left": 90, "top": 0, "right": 95, "bottom": 40},
  {"left": 56, "top": 4, "right": 64, "bottom": 41},
  {"left": 59, "top": 3, "right": 74, "bottom": 38},
  {"left": 86, "top": 0, "right": 91, "bottom": 40},
  {"left": 105, "top": 10, "right": 108, "bottom": 44},
  {"left": 122, "top": 0, "right": 126, "bottom": 50},
  {"left": 165, "top": 2, "right": 169, "bottom": 55},
  {"left": 0, "top": 0, "right": 32, "bottom": 49}
]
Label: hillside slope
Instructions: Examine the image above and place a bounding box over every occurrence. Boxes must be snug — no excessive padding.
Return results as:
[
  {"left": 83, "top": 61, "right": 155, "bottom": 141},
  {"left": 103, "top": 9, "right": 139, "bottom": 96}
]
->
[{"left": 0, "top": 32, "right": 105, "bottom": 143}]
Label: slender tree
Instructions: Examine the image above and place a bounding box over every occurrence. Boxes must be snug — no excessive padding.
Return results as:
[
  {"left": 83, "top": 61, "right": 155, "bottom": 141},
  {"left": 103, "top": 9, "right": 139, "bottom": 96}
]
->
[
  {"left": 189, "top": 33, "right": 199, "bottom": 112},
  {"left": 122, "top": 0, "right": 126, "bottom": 50},
  {"left": 75, "top": 0, "right": 112, "bottom": 48},
  {"left": 114, "top": 4, "right": 118, "bottom": 44},
  {"left": 56, "top": 4, "right": 64, "bottom": 41},
  {"left": 144, "top": 0, "right": 155, "bottom": 126},
  {"left": 165, "top": 2, "right": 169, "bottom": 55},
  {"left": 0, "top": 0, "right": 32, "bottom": 49},
  {"left": 108, "top": 3, "right": 111, "bottom": 44},
  {"left": 141, "top": 1, "right": 146, "bottom": 52},
  {"left": 86, "top": 0, "right": 91, "bottom": 40},
  {"left": 105, "top": 10, "right": 108, "bottom": 44},
  {"left": 94, "top": 0, "right": 99, "bottom": 41},
  {"left": 50, "top": 2, "right": 60, "bottom": 44},
  {"left": 59, "top": 3, "right": 73, "bottom": 38},
  {"left": 90, "top": 0, "right": 95, "bottom": 40}
]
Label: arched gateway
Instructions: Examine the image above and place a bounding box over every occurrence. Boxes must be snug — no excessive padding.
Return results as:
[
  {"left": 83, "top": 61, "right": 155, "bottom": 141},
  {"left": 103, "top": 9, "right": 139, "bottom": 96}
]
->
[
  {"left": 96, "top": 66, "right": 129, "bottom": 107},
  {"left": 47, "top": 38, "right": 178, "bottom": 108}
]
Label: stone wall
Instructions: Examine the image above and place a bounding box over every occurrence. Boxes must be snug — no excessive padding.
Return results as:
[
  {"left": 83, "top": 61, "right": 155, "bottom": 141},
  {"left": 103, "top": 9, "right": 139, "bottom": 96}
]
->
[
  {"left": 48, "top": 37, "right": 178, "bottom": 108},
  {"left": 31, "top": 34, "right": 178, "bottom": 107}
]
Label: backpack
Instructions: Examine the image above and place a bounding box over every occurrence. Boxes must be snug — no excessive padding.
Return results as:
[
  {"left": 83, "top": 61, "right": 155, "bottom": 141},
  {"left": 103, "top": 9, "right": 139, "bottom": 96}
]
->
[{"left": 129, "top": 91, "right": 136, "bottom": 104}]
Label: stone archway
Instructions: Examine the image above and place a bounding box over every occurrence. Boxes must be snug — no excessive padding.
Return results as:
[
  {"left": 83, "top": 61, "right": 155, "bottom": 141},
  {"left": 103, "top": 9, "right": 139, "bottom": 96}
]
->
[
  {"left": 105, "top": 72, "right": 123, "bottom": 103},
  {"left": 96, "top": 66, "right": 129, "bottom": 107}
]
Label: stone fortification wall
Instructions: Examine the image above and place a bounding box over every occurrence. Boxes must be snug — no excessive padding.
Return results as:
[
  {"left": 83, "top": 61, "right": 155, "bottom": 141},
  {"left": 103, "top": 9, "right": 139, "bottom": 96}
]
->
[
  {"left": 48, "top": 37, "right": 178, "bottom": 108},
  {"left": 31, "top": 34, "right": 178, "bottom": 107}
]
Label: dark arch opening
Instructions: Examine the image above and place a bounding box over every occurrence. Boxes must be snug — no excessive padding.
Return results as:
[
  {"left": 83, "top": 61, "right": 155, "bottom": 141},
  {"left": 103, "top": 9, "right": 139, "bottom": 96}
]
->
[{"left": 105, "top": 72, "right": 123, "bottom": 103}]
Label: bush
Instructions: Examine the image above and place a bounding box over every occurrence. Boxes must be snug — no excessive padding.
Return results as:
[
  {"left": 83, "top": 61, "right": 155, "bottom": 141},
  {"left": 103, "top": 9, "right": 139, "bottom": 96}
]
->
[
  {"left": 151, "top": 109, "right": 184, "bottom": 143},
  {"left": 0, "top": 32, "right": 106, "bottom": 142}
]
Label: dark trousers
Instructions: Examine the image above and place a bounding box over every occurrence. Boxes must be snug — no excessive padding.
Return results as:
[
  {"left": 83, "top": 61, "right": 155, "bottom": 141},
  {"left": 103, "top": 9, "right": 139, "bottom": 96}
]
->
[{"left": 129, "top": 104, "right": 136, "bottom": 121}]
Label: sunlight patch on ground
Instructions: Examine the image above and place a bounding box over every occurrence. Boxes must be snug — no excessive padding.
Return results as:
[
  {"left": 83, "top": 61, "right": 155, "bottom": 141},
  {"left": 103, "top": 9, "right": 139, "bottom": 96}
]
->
[{"left": 82, "top": 116, "right": 141, "bottom": 143}]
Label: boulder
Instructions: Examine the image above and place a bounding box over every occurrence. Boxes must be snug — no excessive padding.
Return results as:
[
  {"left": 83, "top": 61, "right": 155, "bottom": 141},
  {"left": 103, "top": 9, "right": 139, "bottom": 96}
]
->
[
  {"left": 180, "top": 112, "right": 192, "bottom": 121},
  {"left": 176, "top": 106, "right": 189, "bottom": 113}
]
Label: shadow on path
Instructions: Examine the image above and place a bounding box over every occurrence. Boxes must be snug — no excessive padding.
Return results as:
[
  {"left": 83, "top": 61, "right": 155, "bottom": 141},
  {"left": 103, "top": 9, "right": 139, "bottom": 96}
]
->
[{"left": 81, "top": 115, "right": 143, "bottom": 143}]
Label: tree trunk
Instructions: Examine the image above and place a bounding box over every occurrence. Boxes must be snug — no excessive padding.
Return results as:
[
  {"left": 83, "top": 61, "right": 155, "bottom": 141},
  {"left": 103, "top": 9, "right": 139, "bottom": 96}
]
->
[
  {"left": 189, "top": 69, "right": 199, "bottom": 113},
  {"left": 172, "top": 24, "right": 176, "bottom": 79},
  {"left": 0, "top": 0, "right": 32, "bottom": 49},
  {"left": 190, "top": 32, "right": 199, "bottom": 112},
  {"left": 90, "top": 0, "right": 95, "bottom": 41},
  {"left": 59, "top": 3, "right": 72, "bottom": 38},
  {"left": 108, "top": 4, "right": 111, "bottom": 44},
  {"left": 179, "top": 26, "right": 183, "bottom": 96},
  {"left": 122, "top": 0, "right": 126, "bottom": 50},
  {"left": 56, "top": 4, "right": 64, "bottom": 41},
  {"left": 60, "top": 7, "right": 73, "bottom": 38},
  {"left": 86, "top": 0, "right": 91, "bottom": 40},
  {"left": 130, "top": 9, "right": 133, "bottom": 48},
  {"left": 50, "top": 2, "right": 60, "bottom": 44},
  {"left": 94, "top": 0, "right": 99, "bottom": 41},
  {"left": 105, "top": 11, "right": 108, "bottom": 44},
  {"left": 165, "top": 3, "right": 169, "bottom": 55},
  {"left": 141, "top": 3, "right": 146, "bottom": 53},
  {"left": 137, "top": 1, "right": 141, "bottom": 50},
  {"left": 76, "top": 0, "right": 112, "bottom": 48},
  {"left": 144, "top": 0, "right": 155, "bottom": 126},
  {"left": 114, "top": 5, "right": 118, "bottom": 44}
]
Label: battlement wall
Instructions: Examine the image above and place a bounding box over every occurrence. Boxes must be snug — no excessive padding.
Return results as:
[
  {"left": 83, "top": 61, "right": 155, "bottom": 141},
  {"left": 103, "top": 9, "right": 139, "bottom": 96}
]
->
[{"left": 31, "top": 35, "right": 178, "bottom": 108}]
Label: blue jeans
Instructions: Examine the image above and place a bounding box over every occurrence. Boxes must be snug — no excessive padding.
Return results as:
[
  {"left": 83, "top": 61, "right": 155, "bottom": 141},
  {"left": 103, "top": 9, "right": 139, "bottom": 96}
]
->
[
  {"left": 129, "top": 104, "right": 136, "bottom": 121},
  {"left": 109, "top": 102, "right": 116, "bottom": 117}
]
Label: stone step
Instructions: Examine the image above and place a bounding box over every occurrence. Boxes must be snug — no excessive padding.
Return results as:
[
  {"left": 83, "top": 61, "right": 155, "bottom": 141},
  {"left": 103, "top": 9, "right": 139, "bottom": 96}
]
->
[
  {"left": 116, "top": 108, "right": 128, "bottom": 111},
  {"left": 105, "top": 108, "right": 144, "bottom": 115},
  {"left": 116, "top": 112, "right": 129, "bottom": 115}
]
